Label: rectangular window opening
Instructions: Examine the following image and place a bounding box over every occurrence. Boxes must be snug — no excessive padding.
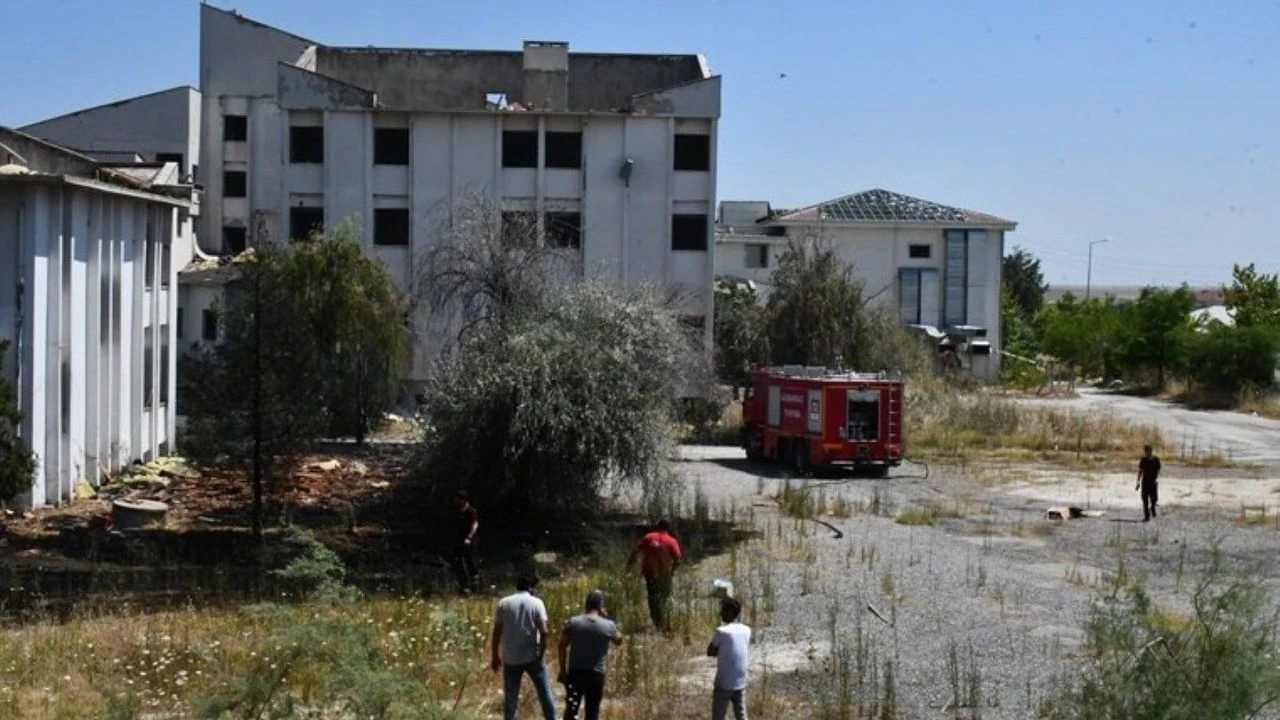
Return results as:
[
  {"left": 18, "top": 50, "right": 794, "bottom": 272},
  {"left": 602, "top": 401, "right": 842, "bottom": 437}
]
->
[
  {"left": 223, "top": 170, "right": 247, "bottom": 198},
  {"left": 155, "top": 152, "right": 183, "bottom": 171},
  {"left": 944, "top": 230, "right": 969, "bottom": 326},
  {"left": 159, "top": 326, "right": 170, "bottom": 405},
  {"left": 671, "top": 214, "right": 709, "bottom": 252},
  {"left": 744, "top": 243, "right": 769, "bottom": 269},
  {"left": 289, "top": 206, "right": 324, "bottom": 241},
  {"left": 289, "top": 126, "right": 324, "bottom": 164},
  {"left": 501, "top": 211, "right": 538, "bottom": 249},
  {"left": 909, "top": 244, "right": 931, "bottom": 259},
  {"left": 673, "top": 134, "right": 711, "bottom": 171},
  {"left": 501, "top": 131, "right": 538, "bottom": 168},
  {"left": 373, "top": 208, "right": 410, "bottom": 246},
  {"left": 143, "top": 329, "right": 154, "bottom": 411},
  {"left": 223, "top": 115, "right": 248, "bottom": 142},
  {"left": 545, "top": 212, "right": 581, "bottom": 249},
  {"left": 201, "top": 309, "right": 218, "bottom": 342},
  {"left": 374, "top": 127, "right": 410, "bottom": 165},
  {"left": 223, "top": 226, "right": 247, "bottom": 254},
  {"left": 176, "top": 307, "right": 185, "bottom": 341},
  {"left": 544, "top": 132, "right": 582, "bottom": 169}
]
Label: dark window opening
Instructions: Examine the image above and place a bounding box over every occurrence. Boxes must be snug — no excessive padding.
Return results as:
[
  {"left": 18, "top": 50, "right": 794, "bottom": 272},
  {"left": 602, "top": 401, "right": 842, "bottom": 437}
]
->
[
  {"left": 501, "top": 211, "right": 537, "bottom": 249},
  {"left": 502, "top": 131, "right": 538, "bottom": 168},
  {"left": 176, "top": 308, "right": 185, "bottom": 340},
  {"left": 763, "top": 225, "right": 787, "bottom": 237},
  {"left": 202, "top": 309, "right": 218, "bottom": 342},
  {"left": 289, "top": 206, "right": 324, "bottom": 241},
  {"left": 673, "top": 134, "right": 711, "bottom": 171},
  {"left": 155, "top": 152, "right": 183, "bottom": 171},
  {"left": 289, "top": 126, "right": 324, "bottom": 163},
  {"left": 223, "top": 226, "right": 247, "bottom": 254},
  {"left": 60, "top": 359, "right": 71, "bottom": 433},
  {"left": 544, "top": 132, "right": 582, "bottom": 169},
  {"left": 909, "top": 244, "right": 931, "bottom": 259},
  {"left": 223, "top": 170, "right": 247, "bottom": 198},
  {"left": 159, "top": 327, "right": 170, "bottom": 405},
  {"left": 144, "top": 236, "right": 155, "bottom": 289},
  {"left": 144, "top": 330, "right": 154, "bottom": 410},
  {"left": 374, "top": 128, "right": 410, "bottom": 165},
  {"left": 745, "top": 244, "right": 769, "bottom": 269},
  {"left": 847, "top": 391, "right": 881, "bottom": 441},
  {"left": 374, "top": 208, "right": 410, "bottom": 246},
  {"left": 160, "top": 243, "right": 170, "bottom": 288},
  {"left": 223, "top": 115, "right": 248, "bottom": 141},
  {"left": 671, "top": 214, "right": 709, "bottom": 251},
  {"left": 545, "top": 212, "right": 581, "bottom": 249}
]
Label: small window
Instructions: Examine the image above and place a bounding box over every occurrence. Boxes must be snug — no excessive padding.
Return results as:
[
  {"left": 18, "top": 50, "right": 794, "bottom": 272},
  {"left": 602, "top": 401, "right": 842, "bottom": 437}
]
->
[
  {"left": 176, "top": 307, "right": 185, "bottom": 340},
  {"left": 202, "top": 309, "right": 218, "bottom": 342},
  {"left": 223, "top": 226, "right": 247, "bottom": 254},
  {"left": 289, "top": 126, "right": 324, "bottom": 164},
  {"left": 501, "top": 211, "right": 537, "bottom": 249},
  {"left": 224, "top": 115, "right": 248, "bottom": 142},
  {"left": 144, "top": 329, "right": 154, "bottom": 410},
  {"left": 545, "top": 212, "right": 581, "bottom": 249},
  {"left": 673, "top": 134, "right": 711, "bottom": 171},
  {"left": 161, "top": 243, "right": 171, "bottom": 288},
  {"left": 144, "top": 237, "right": 155, "bottom": 289},
  {"left": 289, "top": 206, "right": 324, "bottom": 241},
  {"left": 155, "top": 152, "right": 183, "bottom": 171},
  {"left": 744, "top": 243, "right": 769, "bottom": 269},
  {"left": 60, "top": 359, "right": 71, "bottom": 433},
  {"left": 502, "top": 131, "right": 538, "bottom": 168},
  {"left": 909, "top": 244, "right": 931, "bottom": 259},
  {"left": 544, "top": 132, "right": 582, "bottom": 169},
  {"left": 223, "top": 170, "right": 247, "bottom": 198},
  {"left": 373, "top": 208, "right": 410, "bottom": 246},
  {"left": 671, "top": 214, "right": 709, "bottom": 251},
  {"left": 159, "top": 326, "right": 170, "bottom": 405},
  {"left": 374, "top": 128, "right": 410, "bottom": 165}
]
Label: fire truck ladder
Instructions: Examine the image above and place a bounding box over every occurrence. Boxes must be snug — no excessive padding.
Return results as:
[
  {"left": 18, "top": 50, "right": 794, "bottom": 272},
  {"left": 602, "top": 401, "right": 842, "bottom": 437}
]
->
[{"left": 886, "top": 382, "right": 902, "bottom": 440}]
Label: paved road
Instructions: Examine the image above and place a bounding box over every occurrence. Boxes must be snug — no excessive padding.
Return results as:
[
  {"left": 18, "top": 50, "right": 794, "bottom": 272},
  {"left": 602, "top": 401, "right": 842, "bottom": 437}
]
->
[{"left": 1017, "top": 388, "right": 1280, "bottom": 466}]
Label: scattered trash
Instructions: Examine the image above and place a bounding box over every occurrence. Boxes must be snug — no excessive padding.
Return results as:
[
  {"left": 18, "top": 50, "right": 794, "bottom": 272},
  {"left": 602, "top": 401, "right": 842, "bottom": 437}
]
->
[
  {"left": 307, "top": 459, "right": 342, "bottom": 472},
  {"left": 368, "top": 480, "right": 390, "bottom": 489},
  {"left": 73, "top": 482, "right": 96, "bottom": 501},
  {"left": 866, "top": 603, "right": 894, "bottom": 627},
  {"left": 1046, "top": 506, "right": 1106, "bottom": 520},
  {"left": 349, "top": 461, "right": 369, "bottom": 476},
  {"left": 711, "top": 578, "right": 735, "bottom": 599},
  {"left": 112, "top": 499, "right": 169, "bottom": 530}
]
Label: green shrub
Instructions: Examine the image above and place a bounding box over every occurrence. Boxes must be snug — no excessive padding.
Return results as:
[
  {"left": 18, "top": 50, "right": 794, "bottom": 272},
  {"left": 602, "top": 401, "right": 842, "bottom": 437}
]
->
[{"left": 1186, "top": 323, "right": 1278, "bottom": 403}]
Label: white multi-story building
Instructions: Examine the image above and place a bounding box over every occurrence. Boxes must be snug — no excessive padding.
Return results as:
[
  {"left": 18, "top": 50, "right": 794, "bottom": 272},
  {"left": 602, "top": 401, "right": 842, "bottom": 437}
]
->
[
  {"left": 0, "top": 128, "right": 191, "bottom": 508},
  {"left": 199, "top": 5, "right": 721, "bottom": 378},
  {"left": 716, "top": 189, "right": 1017, "bottom": 379}
]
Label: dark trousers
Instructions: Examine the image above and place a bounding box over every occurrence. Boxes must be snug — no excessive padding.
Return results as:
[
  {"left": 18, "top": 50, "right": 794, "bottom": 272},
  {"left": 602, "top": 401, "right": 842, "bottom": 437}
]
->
[
  {"left": 564, "top": 668, "right": 605, "bottom": 720},
  {"left": 645, "top": 575, "right": 672, "bottom": 630},
  {"left": 1142, "top": 481, "right": 1159, "bottom": 519},
  {"left": 452, "top": 541, "right": 478, "bottom": 592}
]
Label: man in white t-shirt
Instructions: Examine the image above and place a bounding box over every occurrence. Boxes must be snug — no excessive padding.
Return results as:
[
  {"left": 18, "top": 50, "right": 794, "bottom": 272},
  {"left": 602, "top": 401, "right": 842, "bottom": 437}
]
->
[
  {"left": 491, "top": 573, "right": 559, "bottom": 720},
  {"left": 706, "top": 597, "right": 751, "bottom": 720}
]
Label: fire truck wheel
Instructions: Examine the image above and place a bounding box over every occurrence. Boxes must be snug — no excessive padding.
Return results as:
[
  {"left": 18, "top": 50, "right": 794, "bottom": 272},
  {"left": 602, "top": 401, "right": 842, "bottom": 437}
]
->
[
  {"left": 871, "top": 465, "right": 890, "bottom": 479},
  {"left": 792, "top": 442, "right": 809, "bottom": 476},
  {"left": 745, "top": 432, "right": 763, "bottom": 461}
]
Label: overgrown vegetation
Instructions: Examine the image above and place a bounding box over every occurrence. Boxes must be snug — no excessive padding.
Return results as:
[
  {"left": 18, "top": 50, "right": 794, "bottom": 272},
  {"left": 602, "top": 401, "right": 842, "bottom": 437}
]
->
[
  {"left": 1044, "top": 552, "right": 1280, "bottom": 720},
  {"left": 0, "top": 338, "right": 36, "bottom": 509},
  {"left": 181, "top": 221, "right": 409, "bottom": 541}
]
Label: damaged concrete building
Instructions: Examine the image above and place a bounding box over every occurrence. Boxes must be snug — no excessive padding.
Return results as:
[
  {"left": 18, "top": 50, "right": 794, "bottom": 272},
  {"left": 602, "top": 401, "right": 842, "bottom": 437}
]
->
[
  {"left": 0, "top": 128, "right": 194, "bottom": 508},
  {"left": 199, "top": 4, "right": 721, "bottom": 378}
]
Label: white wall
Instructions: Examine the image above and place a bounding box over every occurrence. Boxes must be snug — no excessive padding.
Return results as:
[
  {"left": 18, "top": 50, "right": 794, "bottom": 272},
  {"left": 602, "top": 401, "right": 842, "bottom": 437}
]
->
[{"left": 0, "top": 181, "right": 183, "bottom": 508}]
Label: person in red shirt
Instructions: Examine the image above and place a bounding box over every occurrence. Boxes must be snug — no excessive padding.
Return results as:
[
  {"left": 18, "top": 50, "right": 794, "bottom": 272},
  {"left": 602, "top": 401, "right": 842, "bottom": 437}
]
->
[{"left": 625, "top": 519, "right": 682, "bottom": 631}]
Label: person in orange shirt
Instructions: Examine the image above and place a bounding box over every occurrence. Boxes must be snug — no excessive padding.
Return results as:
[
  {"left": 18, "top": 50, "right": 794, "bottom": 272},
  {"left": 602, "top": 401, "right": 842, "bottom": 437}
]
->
[{"left": 625, "top": 519, "right": 682, "bottom": 631}]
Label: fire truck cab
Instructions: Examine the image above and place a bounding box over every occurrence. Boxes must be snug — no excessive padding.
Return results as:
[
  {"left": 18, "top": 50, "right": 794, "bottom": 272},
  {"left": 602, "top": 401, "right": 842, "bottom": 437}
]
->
[{"left": 742, "top": 366, "right": 905, "bottom": 476}]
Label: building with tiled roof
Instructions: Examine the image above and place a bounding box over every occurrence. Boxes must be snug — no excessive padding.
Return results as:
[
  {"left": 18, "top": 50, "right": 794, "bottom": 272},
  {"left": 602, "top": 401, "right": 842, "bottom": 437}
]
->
[{"left": 716, "top": 189, "right": 1017, "bottom": 380}]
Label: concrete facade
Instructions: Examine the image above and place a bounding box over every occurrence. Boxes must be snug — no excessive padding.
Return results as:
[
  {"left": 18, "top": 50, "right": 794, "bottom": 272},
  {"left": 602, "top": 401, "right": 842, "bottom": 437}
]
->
[
  {"left": 0, "top": 129, "right": 190, "bottom": 508},
  {"left": 20, "top": 86, "right": 201, "bottom": 181},
  {"left": 199, "top": 5, "right": 720, "bottom": 379},
  {"left": 716, "top": 191, "right": 1016, "bottom": 379}
]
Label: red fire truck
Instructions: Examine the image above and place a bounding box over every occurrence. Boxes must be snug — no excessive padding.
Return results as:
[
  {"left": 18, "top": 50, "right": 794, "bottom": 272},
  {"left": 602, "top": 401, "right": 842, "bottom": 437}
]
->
[{"left": 741, "top": 366, "right": 905, "bottom": 476}]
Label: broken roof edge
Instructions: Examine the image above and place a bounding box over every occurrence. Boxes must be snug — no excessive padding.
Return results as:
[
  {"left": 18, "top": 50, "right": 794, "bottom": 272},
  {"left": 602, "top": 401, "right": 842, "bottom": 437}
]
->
[
  {"left": 0, "top": 172, "right": 193, "bottom": 207},
  {"left": 276, "top": 62, "right": 378, "bottom": 110},
  {"left": 204, "top": 3, "right": 316, "bottom": 47},
  {"left": 774, "top": 188, "right": 1018, "bottom": 229}
]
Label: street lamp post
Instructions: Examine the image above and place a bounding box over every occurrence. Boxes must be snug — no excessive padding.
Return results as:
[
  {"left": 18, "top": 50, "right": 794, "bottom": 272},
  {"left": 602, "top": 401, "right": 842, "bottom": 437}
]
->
[{"left": 1085, "top": 237, "right": 1111, "bottom": 301}]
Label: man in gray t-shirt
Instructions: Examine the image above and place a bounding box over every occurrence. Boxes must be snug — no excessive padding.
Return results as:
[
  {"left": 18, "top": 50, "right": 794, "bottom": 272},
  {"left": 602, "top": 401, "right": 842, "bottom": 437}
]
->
[
  {"left": 491, "top": 574, "right": 558, "bottom": 720},
  {"left": 557, "top": 590, "right": 623, "bottom": 720}
]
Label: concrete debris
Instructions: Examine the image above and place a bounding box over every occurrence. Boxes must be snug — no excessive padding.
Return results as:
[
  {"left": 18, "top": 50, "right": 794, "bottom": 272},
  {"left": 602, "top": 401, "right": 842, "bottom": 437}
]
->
[
  {"left": 1046, "top": 506, "right": 1105, "bottom": 520},
  {"left": 711, "top": 578, "right": 734, "bottom": 599},
  {"left": 73, "top": 481, "right": 96, "bottom": 501},
  {"left": 349, "top": 461, "right": 369, "bottom": 476},
  {"left": 368, "top": 480, "right": 390, "bottom": 489},
  {"left": 308, "top": 459, "right": 342, "bottom": 472}
]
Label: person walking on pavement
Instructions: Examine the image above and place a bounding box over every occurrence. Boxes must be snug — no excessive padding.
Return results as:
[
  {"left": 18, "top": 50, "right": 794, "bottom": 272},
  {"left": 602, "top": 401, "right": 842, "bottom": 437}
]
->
[
  {"left": 452, "top": 491, "right": 480, "bottom": 592},
  {"left": 491, "top": 573, "right": 559, "bottom": 720},
  {"left": 625, "top": 519, "right": 682, "bottom": 631},
  {"left": 557, "top": 590, "right": 623, "bottom": 720},
  {"left": 1137, "top": 444, "right": 1162, "bottom": 521},
  {"left": 707, "top": 597, "right": 751, "bottom": 720}
]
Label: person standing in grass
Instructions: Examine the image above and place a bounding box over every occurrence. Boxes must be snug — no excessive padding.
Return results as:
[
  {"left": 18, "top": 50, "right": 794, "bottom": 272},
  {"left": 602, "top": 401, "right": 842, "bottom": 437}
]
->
[
  {"left": 557, "top": 589, "right": 623, "bottom": 720},
  {"left": 1137, "top": 444, "right": 1162, "bottom": 521},
  {"left": 707, "top": 597, "right": 751, "bottom": 720},
  {"left": 491, "top": 572, "right": 559, "bottom": 720},
  {"left": 625, "top": 519, "right": 682, "bottom": 631},
  {"left": 452, "top": 490, "right": 480, "bottom": 592}
]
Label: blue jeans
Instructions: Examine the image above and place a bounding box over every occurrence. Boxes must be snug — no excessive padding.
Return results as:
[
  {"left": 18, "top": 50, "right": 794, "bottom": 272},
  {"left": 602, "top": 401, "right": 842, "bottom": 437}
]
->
[{"left": 502, "top": 660, "right": 558, "bottom": 720}]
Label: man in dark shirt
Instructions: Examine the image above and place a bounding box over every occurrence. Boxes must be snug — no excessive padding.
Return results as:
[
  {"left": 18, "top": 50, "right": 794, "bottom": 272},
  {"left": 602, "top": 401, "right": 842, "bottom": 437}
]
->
[
  {"left": 1137, "top": 445, "right": 1162, "bottom": 522},
  {"left": 452, "top": 491, "right": 479, "bottom": 592},
  {"left": 558, "top": 590, "right": 623, "bottom": 720}
]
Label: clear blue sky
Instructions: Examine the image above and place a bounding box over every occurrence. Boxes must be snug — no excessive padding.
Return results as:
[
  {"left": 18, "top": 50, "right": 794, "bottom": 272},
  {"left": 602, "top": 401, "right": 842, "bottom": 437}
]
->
[{"left": 4, "top": 0, "right": 1278, "bottom": 288}]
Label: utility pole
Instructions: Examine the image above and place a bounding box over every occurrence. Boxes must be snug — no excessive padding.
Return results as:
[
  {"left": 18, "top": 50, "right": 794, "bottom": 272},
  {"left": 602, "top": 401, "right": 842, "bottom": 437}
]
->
[{"left": 1085, "top": 237, "right": 1111, "bottom": 301}]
